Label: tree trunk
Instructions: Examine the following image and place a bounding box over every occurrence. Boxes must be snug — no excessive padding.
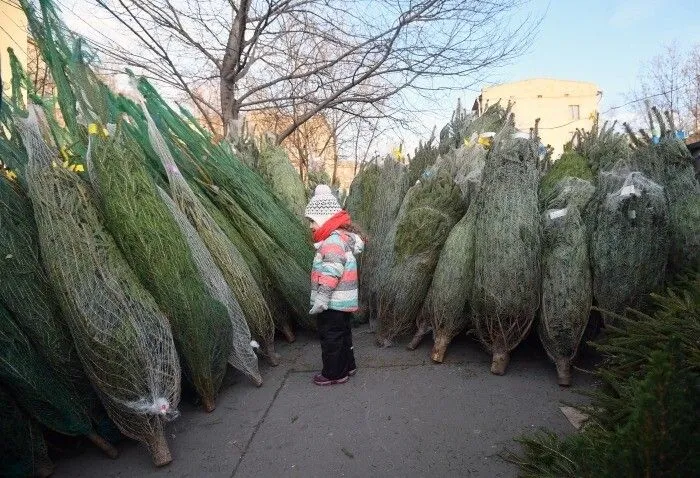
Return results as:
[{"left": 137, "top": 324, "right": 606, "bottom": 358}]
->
[
  {"left": 220, "top": 0, "right": 250, "bottom": 140},
  {"left": 221, "top": 79, "right": 241, "bottom": 141},
  {"left": 331, "top": 150, "right": 339, "bottom": 186}
]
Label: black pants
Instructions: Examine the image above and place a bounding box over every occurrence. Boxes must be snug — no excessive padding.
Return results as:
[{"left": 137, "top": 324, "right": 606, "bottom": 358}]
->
[{"left": 317, "top": 309, "right": 356, "bottom": 380}]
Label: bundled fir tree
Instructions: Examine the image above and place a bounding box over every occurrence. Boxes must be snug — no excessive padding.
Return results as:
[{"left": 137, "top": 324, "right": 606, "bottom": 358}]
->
[
  {"left": 255, "top": 139, "right": 308, "bottom": 219},
  {"left": 19, "top": 109, "right": 180, "bottom": 466},
  {"left": 506, "top": 272, "right": 700, "bottom": 477},
  {"left": 471, "top": 121, "right": 541, "bottom": 375},
  {"left": 363, "top": 159, "right": 410, "bottom": 330},
  {"left": 376, "top": 171, "right": 467, "bottom": 346},
  {"left": 418, "top": 204, "right": 478, "bottom": 362},
  {"left": 0, "top": 386, "right": 54, "bottom": 478},
  {"left": 589, "top": 171, "right": 669, "bottom": 316},
  {"left": 625, "top": 108, "right": 700, "bottom": 279},
  {"left": 538, "top": 182, "right": 594, "bottom": 385}
]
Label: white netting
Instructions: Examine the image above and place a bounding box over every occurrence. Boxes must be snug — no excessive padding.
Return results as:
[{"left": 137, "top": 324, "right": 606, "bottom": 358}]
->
[
  {"left": 539, "top": 203, "right": 592, "bottom": 386},
  {"left": 143, "top": 106, "right": 276, "bottom": 369},
  {"left": 590, "top": 171, "right": 670, "bottom": 315},
  {"left": 158, "top": 188, "right": 262, "bottom": 386},
  {"left": 471, "top": 124, "right": 542, "bottom": 375},
  {"left": 429, "top": 144, "right": 486, "bottom": 203},
  {"left": 542, "top": 176, "right": 596, "bottom": 212},
  {"left": 19, "top": 106, "right": 180, "bottom": 465},
  {"left": 363, "top": 159, "right": 410, "bottom": 330}
]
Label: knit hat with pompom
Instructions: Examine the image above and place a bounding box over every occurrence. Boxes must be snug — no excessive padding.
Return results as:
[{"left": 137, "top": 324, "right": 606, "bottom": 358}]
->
[{"left": 304, "top": 184, "right": 342, "bottom": 227}]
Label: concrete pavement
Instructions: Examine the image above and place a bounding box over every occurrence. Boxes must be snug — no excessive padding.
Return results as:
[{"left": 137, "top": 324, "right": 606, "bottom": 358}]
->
[{"left": 52, "top": 326, "right": 595, "bottom": 478}]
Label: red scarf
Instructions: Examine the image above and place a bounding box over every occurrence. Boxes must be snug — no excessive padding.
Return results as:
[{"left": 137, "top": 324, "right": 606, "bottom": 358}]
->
[{"left": 313, "top": 210, "right": 352, "bottom": 243}]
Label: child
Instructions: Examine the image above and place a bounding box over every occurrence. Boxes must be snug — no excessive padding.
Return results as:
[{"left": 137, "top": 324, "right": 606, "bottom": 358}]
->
[{"left": 305, "top": 185, "right": 365, "bottom": 386}]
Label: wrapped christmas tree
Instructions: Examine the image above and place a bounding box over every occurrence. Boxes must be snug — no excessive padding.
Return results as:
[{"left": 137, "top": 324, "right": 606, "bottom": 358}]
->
[
  {"left": 471, "top": 123, "right": 541, "bottom": 375},
  {"left": 538, "top": 177, "right": 594, "bottom": 385},
  {"left": 19, "top": 110, "right": 180, "bottom": 466}
]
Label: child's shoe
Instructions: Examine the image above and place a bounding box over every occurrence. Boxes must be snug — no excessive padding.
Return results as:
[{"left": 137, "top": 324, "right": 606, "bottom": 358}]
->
[{"left": 313, "top": 374, "right": 348, "bottom": 386}]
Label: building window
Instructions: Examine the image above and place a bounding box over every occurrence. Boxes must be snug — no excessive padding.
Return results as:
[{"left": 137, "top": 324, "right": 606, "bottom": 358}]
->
[{"left": 569, "top": 105, "right": 580, "bottom": 120}]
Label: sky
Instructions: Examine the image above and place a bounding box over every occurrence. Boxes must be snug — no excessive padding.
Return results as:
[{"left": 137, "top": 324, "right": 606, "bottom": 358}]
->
[
  {"left": 390, "top": 0, "right": 700, "bottom": 154},
  {"left": 50, "top": 0, "right": 700, "bottom": 157}
]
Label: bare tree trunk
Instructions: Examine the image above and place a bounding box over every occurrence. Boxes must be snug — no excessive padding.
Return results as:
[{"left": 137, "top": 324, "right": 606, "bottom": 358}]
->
[
  {"left": 220, "top": 79, "right": 242, "bottom": 140},
  {"left": 331, "top": 149, "right": 339, "bottom": 186},
  {"left": 221, "top": 0, "right": 251, "bottom": 139}
]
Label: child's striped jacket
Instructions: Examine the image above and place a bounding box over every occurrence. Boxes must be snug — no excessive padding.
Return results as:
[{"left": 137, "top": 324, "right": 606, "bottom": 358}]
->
[{"left": 310, "top": 229, "right": 364, "bottom": 312}]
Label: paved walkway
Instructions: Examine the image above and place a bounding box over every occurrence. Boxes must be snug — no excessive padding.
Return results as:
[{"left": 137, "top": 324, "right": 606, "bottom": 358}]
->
[{"left": 53, "top": 326, "right": 595, "bottom": 478}]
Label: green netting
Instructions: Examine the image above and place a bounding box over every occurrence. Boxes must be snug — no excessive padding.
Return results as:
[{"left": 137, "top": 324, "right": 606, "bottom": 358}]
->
[
  {"left": 539, "top": 151, "right": 593, "bottom": 202},
  {"left": 0, "top": 99, "right": 30, "bottom": 180},
  {"left": 0, "top": 176, "right": 90, "bottom": 394},
  {"left": 471, "top": 125, "right": 541, "bottom": 375},
  {"left": 192, "top": 185, "right": 294, "bottom": 347},
  {"left": 255, "top": 141, "right": 307, "bottom": 219},
  {"left": 539, "top": 205, "right": 592, "bottom": 386},
  {"left": 376, "top": 172, "right": 467, "bottom": 345},
  {"left": 0, "top": 386, "right": 54, "bottom": 478},
  {"left": 419, "top": 204, "right": 478, "bottom": 362},
  {"left": 143, "top": 106, "right": 275, "bottom": 375},
  {"left": 89, "top": 124, "right": 230, "bottom": 412},
  {"left": 203, "top": 183, "right": 313, "bottom": 328},
  {"left": 0, "top": 302, "right": 115, "bottom": 457},
  {"left": 590, "top": 171, "right": 670, "bottom": 316},
  {"left": 19, "top": 109, "right": 180, "bottom": 465},
  {"left": 20, "top": 0, "right": 79, "bottom": 134},
  {"left": 137, "top": 79, "right": 313, "bottom": 272},
  {"left": 7, "top": 48, "right": 28, "bottom": 110}
]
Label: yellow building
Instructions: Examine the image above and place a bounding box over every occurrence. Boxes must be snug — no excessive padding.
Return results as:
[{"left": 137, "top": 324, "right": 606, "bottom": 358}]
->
[
  {"left": 1, "top": 1, "right": 28, "bottom": 94},
  {"left": 473, "top": 78, "right": 602, "bottom": 158}
]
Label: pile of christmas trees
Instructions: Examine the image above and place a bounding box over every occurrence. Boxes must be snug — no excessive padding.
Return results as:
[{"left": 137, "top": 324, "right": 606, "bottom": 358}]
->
[
  {"left": 1, "top": 0, "right": 314, "bottom": 471},
  {"left": 506, "top": 272, "right": 699, "bottom": 477},
  {"left": 347, "top": 100, "right": 699, "bottom": 386}
]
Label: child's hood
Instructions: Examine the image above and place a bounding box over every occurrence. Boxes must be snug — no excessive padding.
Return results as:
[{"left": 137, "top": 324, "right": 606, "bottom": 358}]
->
[
  {"left": 346, "top": 232, "right": 365, "bottom": 255},
  {"left": 314, "top": 230, "right": 365, "bottom": 255}
]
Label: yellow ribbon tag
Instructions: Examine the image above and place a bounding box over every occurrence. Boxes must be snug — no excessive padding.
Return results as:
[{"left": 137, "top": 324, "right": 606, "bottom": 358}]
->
[
  {"left": 56, "top": 159, "right": 85, "bottom": 173},
  {"left": 88, "top": 123, "right": 109, "bottom": 137},
  {"left": 2, "top": 169, "right": 17, "bottom": 181},
  {"left": 60, "top": 145, "right": 72, "bottom": 161},
  {"left": 477, "top": 136, "right": 492, "bottom": 148}
]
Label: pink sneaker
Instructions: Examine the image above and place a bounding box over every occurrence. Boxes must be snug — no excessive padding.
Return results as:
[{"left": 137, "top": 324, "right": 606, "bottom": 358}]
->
[{"left": 313, "top": 374, "right": 349, "bottom": 386}]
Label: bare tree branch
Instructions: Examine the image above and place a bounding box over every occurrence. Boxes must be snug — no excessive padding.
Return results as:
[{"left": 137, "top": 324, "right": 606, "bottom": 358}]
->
[{"left": 68, "top": 0, "right": 538, "bottom": 153}]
